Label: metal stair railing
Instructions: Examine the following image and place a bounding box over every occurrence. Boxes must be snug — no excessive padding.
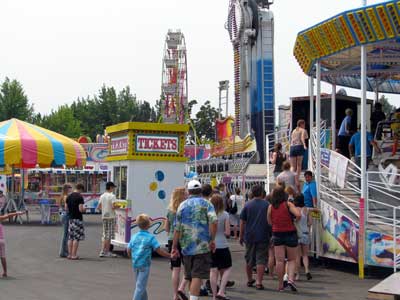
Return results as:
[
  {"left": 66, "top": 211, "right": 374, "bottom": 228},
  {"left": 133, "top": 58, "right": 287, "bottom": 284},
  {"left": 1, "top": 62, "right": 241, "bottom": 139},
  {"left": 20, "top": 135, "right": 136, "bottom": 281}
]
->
[{"left": 366, "top": 170, "right": 400, "bottom": 272}]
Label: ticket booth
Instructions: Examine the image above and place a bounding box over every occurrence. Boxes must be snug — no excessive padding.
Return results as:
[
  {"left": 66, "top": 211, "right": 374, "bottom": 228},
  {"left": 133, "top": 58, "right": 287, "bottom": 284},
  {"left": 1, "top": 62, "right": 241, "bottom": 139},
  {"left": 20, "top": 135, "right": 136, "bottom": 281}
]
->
[{"left": 107, "top": 122, "right": 189, "bottom": 247}]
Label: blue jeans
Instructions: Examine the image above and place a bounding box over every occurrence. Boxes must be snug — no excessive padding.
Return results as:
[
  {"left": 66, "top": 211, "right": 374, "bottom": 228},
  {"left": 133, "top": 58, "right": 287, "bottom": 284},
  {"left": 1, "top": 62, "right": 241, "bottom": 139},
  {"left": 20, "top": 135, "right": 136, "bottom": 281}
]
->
[
  {"left": 59, "top": 213, "right": 69, "bottom": 257},
  {"left": 133, "top": 266, "right": 150, "bottom": 300}
]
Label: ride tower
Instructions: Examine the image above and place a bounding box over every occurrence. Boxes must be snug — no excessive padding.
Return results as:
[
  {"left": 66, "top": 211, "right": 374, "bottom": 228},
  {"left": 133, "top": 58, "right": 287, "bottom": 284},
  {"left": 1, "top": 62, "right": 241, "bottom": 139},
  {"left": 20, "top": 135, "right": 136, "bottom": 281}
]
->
[
  {"left": 161, "top": 30, "right": 188, "bottom": 124},
  {"left": 227, "top": 0, "right": 275, "bottom": 163}
]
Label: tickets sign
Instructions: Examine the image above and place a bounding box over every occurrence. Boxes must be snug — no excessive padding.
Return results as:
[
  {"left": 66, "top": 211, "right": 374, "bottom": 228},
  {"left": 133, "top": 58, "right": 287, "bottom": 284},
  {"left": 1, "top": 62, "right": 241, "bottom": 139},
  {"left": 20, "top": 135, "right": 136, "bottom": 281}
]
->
[
  {"left": 136, "top": 134, "right": 179, "bottom": 153},
  {"left": 110, "top": 135, "right": 128, "bottom": 155}
]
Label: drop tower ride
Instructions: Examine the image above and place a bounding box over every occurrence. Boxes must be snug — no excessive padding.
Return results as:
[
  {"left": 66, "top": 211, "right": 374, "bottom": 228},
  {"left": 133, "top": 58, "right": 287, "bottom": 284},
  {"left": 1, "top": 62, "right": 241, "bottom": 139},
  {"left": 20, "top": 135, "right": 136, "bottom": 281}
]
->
[{"left": 227, "top": 0, "right": 275, "bottom": 163}]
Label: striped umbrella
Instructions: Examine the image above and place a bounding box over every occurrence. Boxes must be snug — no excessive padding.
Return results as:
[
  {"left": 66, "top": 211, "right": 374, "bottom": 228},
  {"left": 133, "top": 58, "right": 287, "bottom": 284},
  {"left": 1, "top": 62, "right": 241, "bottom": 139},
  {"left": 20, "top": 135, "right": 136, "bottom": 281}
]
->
[{"left": 0, "top": 118, "right": 86, "bottom": 168}]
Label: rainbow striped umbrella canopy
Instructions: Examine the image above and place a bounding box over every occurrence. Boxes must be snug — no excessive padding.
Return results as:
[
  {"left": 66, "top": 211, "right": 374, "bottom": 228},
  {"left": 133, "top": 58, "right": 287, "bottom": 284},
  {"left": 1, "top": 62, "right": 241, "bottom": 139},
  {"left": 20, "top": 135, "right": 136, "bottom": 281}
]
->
[{"left": 0, "top": 118, "right": 86, "bottom": 168}]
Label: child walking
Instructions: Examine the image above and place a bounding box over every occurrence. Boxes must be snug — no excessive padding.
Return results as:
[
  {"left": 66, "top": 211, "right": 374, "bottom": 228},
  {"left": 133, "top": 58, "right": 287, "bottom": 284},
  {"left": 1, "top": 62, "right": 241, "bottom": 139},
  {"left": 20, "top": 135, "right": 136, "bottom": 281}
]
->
[
  {"left": 127, "top": 214, "right": 170, "bottom": 300},
  {"left": 293, "top": 194, "right": 319, "bottom": 280}
]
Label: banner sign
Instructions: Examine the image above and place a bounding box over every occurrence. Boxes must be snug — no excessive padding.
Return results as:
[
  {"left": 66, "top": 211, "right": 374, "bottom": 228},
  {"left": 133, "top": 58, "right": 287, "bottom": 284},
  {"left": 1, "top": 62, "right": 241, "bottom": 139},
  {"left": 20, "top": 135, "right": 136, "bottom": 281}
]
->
[
  {"left": 81, "top": 143, "right": 108, "bottom": 162},
  {"left": 325, "top": 149, "right": 348, "bottom": 189},
  {"left": 184, "top": 145, "right": 211, "bottom": 161},
  {"left": 366, "top": 231, "right": 400, "bottom": 268},
  {"left": 110, "top": 135, "right": 129, "bottom": 155},
  {"left": 114, "top": 208, "right": 131, "bottom": 244},
  {"left": 136, "top": 134, "right": 179, "bottom": 154},
  {"left": 320, "top": 201, "right": 359, "bottom": 263},
  {"left": 321, "top": 148, "right": 331, "bottom": 168}
]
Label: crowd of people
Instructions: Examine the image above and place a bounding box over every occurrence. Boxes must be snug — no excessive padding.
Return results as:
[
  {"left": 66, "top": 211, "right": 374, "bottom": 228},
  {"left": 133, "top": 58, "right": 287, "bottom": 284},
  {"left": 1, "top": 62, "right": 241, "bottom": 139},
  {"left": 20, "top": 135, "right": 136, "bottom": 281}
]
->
[{"left": 121, "top": 173, "right": 319, "bottom": 300}]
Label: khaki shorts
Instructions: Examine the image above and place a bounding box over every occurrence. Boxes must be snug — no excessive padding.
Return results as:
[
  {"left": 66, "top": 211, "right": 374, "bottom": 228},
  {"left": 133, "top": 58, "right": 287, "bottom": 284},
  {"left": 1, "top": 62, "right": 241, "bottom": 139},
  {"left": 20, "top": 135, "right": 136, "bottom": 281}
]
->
[
  {"left": 183, "top": 253, "right": 212, "bottom": 280},
  {"left": 245, "top": 242, "right": 268, "bottom": 267},
  {"left": 102, "top": 218, "right": 115, "bottom": 241}
]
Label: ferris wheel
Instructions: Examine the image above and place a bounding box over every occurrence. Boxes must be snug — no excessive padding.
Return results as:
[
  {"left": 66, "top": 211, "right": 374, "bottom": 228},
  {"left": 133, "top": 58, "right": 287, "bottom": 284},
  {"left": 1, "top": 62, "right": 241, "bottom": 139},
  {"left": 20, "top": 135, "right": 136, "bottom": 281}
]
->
[{"left": 161, "top": 30, "right": 188, "bottom": 124}]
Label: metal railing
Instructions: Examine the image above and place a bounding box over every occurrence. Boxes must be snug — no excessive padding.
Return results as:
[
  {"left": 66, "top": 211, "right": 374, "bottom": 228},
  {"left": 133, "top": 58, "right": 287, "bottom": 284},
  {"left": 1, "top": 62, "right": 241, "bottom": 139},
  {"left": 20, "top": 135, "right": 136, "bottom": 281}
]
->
[
  {"left": 265, "top": 128, "right": 291, "bottom": 193},
  {"left": 310, "top": 146, "right": 400, "bottom": 272},
  {"left": 313, "top": 147, "right": 361, "bottom": 218},
  {"left": 367, "top": 171, "right": 400, "bottom": 272}
]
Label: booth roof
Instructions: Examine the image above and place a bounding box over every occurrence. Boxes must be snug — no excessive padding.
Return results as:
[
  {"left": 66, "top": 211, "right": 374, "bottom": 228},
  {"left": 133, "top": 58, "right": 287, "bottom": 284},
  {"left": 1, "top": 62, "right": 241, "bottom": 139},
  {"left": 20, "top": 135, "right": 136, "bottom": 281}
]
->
[
  {"left": 106, "top": 122, "right": 190, "bottom": 134},
  {"left": 293, "top": 0, "right": 400, "bottom": 94}
]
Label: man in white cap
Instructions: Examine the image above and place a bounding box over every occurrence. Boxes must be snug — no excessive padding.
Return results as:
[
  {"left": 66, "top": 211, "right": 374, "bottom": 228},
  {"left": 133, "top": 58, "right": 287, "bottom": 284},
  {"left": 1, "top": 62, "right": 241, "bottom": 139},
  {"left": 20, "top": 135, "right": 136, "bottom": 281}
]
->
[{"left": 172, "top": 180, "right": 217, "bottom": 300}]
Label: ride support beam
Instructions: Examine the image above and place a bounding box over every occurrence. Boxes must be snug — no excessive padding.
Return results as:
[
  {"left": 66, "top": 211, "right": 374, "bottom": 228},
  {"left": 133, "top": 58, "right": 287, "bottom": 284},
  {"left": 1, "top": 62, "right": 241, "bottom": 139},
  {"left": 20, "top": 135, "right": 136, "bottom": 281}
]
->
[
  {"left": 359, "top": 0, "right": 368, "bottom": 279},
  {"left": 331, "top": 84, "right": 336, "bottom": 150},
  {"left": 308, "top": 76, "right": 314, "bottom": 171}
]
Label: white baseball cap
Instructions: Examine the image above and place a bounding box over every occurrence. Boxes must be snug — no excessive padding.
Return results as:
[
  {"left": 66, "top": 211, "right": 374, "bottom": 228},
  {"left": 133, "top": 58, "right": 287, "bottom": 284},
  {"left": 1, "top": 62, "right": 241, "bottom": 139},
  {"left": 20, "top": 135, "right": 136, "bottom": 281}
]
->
[{"left": 187, "top": 180, "right": 201, "bottom": 190}]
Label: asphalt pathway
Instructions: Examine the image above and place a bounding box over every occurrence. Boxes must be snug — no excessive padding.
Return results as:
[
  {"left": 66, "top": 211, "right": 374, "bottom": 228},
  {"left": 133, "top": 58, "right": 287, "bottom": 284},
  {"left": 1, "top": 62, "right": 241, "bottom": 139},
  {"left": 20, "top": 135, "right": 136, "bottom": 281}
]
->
[{"left": 0, "top": 214, "right": 381, "bottom": 300}]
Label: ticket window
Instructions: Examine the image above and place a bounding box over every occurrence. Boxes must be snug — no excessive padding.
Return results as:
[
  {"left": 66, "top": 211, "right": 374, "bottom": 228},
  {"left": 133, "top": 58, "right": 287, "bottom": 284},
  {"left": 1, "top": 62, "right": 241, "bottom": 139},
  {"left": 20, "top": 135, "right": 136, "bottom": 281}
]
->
[{"left": 113, "top": 166, "right": 127, "bottom": 199}]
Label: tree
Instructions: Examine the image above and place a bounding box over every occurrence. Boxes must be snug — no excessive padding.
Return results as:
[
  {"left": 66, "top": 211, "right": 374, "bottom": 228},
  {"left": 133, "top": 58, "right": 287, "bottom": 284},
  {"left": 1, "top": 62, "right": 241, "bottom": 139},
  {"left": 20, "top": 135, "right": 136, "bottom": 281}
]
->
[
  {"left": 70, "top": 97, "right": 103, "bottom": 139},
  {"left": 117, "top": 87, "right": 139, "bottom": 122},
  {"left": 379, "top": 95, "right": 395, "bottom": 116},
  {"left": 0, "top": 77, "right": 34, "bottom": 121},
  {"left": 40, "top": 105, "right": 82, "bottom": 138},
  {"left": 193, "top": 100, "right": 220, "bottom": 142},
  {"left": 187, "top": 99, "right": 198, "bottom": 119}
]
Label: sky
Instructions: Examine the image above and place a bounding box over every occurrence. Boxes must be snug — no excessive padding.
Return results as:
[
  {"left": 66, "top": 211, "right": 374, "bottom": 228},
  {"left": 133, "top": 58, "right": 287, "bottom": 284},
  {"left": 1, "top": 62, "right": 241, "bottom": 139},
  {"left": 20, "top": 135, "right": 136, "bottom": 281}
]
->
[{"left": 1, "top": 0, "right": 397, "bottom": 117}]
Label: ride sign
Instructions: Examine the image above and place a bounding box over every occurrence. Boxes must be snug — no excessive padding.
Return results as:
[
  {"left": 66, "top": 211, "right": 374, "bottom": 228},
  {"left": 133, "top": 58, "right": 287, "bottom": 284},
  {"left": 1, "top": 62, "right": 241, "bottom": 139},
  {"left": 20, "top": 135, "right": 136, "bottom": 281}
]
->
[{"left": 136, "top": 134, "right": 179, "bottom": 153}]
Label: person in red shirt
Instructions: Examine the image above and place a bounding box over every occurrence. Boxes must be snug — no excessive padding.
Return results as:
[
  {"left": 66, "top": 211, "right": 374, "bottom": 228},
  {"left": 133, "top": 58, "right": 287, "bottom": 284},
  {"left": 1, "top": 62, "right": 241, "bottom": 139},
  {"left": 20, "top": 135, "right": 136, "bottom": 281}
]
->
[{"left": 267, "top": 186, "right": 300, "bottom": 292}]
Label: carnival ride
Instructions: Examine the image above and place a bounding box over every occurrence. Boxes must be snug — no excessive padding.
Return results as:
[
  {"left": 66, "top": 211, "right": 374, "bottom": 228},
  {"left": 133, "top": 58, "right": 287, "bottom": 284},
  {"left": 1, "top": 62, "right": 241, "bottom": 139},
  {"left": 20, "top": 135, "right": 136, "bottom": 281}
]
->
[
  {"left": 289, "top": 0, "right": 400, "bottom": 274},
  {"left": 161, "top": 30, "right": 188, "bottom": 124},
  {"left": 184, "top": 0, "right": 276, "bottom": 195},
  {"left": 226, "top": 0, "right": 275, "bottom": 163}
]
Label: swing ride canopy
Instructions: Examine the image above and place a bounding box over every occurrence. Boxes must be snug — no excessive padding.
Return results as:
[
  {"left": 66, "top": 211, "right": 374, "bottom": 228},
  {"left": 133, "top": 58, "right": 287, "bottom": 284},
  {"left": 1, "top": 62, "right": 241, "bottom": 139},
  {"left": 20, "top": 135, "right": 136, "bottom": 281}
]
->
[
  {"left": 293, "top": 0, "right": 400, "bottom": 93},
  {"left": 0, "top": 118, "right": 86, "bottom": 168}
]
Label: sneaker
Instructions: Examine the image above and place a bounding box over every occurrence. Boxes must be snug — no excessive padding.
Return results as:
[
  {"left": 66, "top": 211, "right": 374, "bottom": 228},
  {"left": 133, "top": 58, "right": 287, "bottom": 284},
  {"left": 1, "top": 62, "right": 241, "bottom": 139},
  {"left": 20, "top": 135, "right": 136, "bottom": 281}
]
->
[
  {"left": 306, "top": 272, "right": 312, "bottom": 280},
  {"left": 287, "top": 280, "right": 297, "bottom": 292},
  {"left": 226, "top": 280, "right": 235, "bottom": 288},
  {"left": 103, "top": 252, "right": 117, "bottom": 258},
  {"left": 283, "top": 280, "right": 288, "bottom": 289},
  {"left": 99, "top": 251, "right": 106, "bottom": 257}
]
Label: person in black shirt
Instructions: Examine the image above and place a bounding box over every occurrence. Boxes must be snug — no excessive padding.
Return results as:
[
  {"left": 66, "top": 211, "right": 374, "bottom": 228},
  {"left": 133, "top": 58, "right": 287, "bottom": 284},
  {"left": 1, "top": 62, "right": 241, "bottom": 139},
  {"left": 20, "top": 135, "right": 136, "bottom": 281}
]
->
[
  {"left": 370, "top": 102, "right": 386, "bottom": 138},
  {"left": 65, "top": 183, "right": 85, "bottom": 260}
]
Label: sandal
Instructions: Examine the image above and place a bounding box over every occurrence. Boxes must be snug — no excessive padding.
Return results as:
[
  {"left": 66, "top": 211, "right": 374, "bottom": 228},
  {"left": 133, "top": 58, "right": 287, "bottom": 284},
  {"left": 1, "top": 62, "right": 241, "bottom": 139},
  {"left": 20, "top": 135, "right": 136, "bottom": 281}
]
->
[
  {"left": 255, "top": 284, "right": 265, "bottom": 290},
  {"left": 70, "top": 256, "right": 80, "bottom": 260},
  {"left": 177, "top": 290, "right": 188, "bottom": 300},
  {"left": 216, "top": 295, "right": 230, "bottom": 300},
  {"left": 247, "top": 279, "right": 256, "bottom": 287}
]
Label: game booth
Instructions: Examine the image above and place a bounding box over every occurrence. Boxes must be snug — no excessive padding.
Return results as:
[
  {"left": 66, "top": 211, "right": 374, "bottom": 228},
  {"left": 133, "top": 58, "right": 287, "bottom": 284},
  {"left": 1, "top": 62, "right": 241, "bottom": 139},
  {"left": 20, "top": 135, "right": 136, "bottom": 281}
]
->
[{"left": 107, "top": 122, "right": 189, "bottom": 247}]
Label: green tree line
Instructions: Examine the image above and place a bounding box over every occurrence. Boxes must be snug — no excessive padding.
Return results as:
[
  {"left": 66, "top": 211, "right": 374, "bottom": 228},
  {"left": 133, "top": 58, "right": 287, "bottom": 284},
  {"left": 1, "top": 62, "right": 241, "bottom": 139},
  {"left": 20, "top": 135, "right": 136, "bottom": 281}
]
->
[{"left": 0, "top": 77, "right": 220, "bottom": 142}]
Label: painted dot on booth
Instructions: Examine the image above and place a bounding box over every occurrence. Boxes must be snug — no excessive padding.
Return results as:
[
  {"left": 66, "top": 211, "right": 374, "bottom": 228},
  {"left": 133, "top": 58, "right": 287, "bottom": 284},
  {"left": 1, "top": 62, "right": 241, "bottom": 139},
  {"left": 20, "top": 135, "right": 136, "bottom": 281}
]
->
[
  {"left": 149, "top": 182, "right": 158, "bottom": 191},
  {"left": 158, "top": 190, "right": 166, "bottom": 200},
  {"left": 155, "top": 170, "right": 165, "bottom": 182}
]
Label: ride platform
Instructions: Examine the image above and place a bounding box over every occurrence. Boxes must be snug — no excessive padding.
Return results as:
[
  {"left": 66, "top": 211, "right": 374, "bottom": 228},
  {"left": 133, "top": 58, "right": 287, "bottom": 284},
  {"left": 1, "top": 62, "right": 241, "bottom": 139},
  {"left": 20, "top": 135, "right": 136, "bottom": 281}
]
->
[{"left": 368, "top": 273, "right": 400, "bottom": 300}]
